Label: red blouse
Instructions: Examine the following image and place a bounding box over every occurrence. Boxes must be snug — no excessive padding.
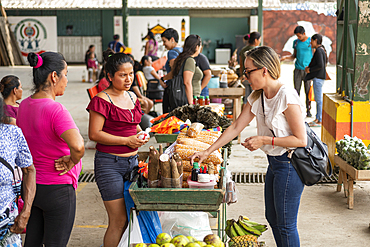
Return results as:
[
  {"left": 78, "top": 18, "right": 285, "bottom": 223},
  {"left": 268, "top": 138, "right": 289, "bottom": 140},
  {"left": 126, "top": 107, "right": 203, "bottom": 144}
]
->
[{"left": 86, "top": 96, "right": 143, "bottom": 154}]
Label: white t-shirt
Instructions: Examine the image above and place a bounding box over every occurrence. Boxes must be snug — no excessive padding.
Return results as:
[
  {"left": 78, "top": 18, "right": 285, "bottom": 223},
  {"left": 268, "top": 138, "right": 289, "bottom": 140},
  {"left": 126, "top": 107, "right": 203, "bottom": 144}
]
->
[
  {"left": 247, "top": 84, "right": 305, "bottom": 156},
  {"left": 143, "top": 66, "right": 155, "bottom": 80}
]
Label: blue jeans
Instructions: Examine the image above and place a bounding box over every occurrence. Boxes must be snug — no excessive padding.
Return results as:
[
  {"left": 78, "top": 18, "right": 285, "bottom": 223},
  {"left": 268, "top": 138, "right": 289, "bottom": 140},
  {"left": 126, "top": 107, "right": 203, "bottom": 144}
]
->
[
  {"left": 200, "top": 86, "right": 209, "bottom": 97},
  {"left": 312, "top": 78, "right": 325, "bottom": 122},
  {"left": 265, "top": 152, "right": 304, "bottom": 247}
]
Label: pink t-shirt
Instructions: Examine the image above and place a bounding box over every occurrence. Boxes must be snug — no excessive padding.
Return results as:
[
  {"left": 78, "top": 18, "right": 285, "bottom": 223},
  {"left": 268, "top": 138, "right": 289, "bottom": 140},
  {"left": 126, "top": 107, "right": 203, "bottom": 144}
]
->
[{"left": 16, "top": 97, "right": 82, "bottom": 189}]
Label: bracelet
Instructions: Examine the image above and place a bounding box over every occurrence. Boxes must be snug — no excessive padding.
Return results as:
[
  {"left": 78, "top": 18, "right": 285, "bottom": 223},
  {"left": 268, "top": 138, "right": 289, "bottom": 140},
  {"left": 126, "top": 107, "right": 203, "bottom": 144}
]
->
[{"left": 272, "top": 137, "right": 275, "bottom": 149}]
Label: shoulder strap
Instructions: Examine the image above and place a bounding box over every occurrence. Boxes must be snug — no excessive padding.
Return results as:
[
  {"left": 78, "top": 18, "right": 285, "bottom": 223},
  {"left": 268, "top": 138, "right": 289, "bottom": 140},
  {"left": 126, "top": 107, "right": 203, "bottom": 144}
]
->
[
  {"left": 0, "top": 157, "right": 17, "bottom": 184},
  {"left": 126, "top": 91, "right": 136, "bottom": 105},
  {"left": 102, "top": 91, "right": 114, "bottom": 104},
  {"left": 260, "top": 93, "right": 276, "bottom": 137}
]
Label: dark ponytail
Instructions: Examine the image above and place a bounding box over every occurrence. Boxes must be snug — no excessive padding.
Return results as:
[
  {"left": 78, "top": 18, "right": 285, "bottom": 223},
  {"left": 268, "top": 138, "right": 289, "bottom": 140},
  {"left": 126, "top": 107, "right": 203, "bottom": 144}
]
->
[
  {"left": 244, "top": 32, "right": 261, "bottom": 46},
  {"left": 27, "top": 52, "right": 66, "bottom": 92},
  {"left": 0, "top": 75, "right": 20, "bottom": 99}
]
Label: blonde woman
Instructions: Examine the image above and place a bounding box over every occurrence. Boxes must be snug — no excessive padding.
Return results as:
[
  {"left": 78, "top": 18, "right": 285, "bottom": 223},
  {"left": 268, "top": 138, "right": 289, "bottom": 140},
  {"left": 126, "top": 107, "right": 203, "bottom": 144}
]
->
[{"left": 191, "top": 46, "right": 307, "bottom": 247}]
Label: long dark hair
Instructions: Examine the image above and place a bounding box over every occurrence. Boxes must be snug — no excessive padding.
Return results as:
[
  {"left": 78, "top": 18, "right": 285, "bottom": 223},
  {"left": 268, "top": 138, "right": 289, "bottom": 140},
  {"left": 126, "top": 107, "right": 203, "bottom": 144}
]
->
[
  {"left": 27, "top": 52, "right": 66, "bottom": 92},
  {"left": 143, "top": 31, "right": 157, "bottom": 46},
  {"left": 98, "top": 48, "right": 115, "bottom": 80},
  {"left": 0, "top": 98, "right": 11, "bottom": 124},
  {"left": 0, "top": 75, "right": 20, "bottom": 99},
  {"left": 172, "top": 34, "right": 201, "bottom": 76},
  {"left": 312, "top": 34, "right": 327, "bottom": 64}
]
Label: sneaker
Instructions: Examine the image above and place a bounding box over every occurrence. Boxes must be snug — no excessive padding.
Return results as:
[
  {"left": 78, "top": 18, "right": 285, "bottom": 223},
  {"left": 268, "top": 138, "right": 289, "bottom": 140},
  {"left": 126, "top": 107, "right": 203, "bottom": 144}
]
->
[{"left": 306, "top": 111, "right": 312, "bottom": 117}]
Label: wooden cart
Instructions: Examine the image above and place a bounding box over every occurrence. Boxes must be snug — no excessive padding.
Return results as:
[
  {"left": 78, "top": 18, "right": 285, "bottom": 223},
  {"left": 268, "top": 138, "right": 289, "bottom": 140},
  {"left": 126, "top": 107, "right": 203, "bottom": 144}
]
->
[
  {"left": 127, "top": 151, "right": 228, "bottom": 246},
  {"left": 335, "top": 154, "right": 370, "bottom": 209}
]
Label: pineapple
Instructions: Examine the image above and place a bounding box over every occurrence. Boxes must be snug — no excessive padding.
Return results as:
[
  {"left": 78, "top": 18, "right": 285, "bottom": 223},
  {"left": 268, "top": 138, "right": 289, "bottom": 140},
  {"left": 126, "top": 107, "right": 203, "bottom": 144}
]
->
[
  {"left": 231, "top": 235, "right": 258, "bottom": 243},
  {"left": 229, "top": 240, "right": 259, "bottom": 247}
]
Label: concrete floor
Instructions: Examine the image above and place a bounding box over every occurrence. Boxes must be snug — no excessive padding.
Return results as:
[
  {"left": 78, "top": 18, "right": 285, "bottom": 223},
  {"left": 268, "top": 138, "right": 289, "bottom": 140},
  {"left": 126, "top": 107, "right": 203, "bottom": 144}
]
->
[{"left": 2, "top": 64, "right": 370, "bottom": 246}]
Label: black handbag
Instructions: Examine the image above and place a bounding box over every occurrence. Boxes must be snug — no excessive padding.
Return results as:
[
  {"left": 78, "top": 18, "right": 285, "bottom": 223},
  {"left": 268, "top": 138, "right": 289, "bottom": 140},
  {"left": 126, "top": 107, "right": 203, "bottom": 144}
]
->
[
  {"left": 261, "top": 93, "right": 332, "bottom": 186},
  {"left": 167, "top": 57, "right": 190, "bottom": 111}
]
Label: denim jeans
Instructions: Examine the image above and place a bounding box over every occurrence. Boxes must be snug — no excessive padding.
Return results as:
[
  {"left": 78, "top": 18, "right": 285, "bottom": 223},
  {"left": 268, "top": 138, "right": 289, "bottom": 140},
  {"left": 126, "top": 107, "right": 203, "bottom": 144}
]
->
[
  {"left": 312, "top": 78, "right": 325, "bottom": 122},
  {"left": 265, "top": 152, "right": 304, "bottom": 247},
  {"left": 200, "top": 86, "right": 209, "bottom": 97}
]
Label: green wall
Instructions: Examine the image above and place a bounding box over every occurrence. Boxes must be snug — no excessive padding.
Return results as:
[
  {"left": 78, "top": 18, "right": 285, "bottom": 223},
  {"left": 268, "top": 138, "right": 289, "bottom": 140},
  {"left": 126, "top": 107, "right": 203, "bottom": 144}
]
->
[{"left": 190, "top": 17, "right": 249, "bottom": 62}]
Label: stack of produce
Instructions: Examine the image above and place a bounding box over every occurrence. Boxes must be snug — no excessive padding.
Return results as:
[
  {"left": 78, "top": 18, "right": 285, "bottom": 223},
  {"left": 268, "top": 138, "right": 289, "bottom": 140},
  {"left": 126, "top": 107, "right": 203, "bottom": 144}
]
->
[
  {"left": 147, "top": 145, "right": 184, "bottom": 188},
  {"left": 152, "top": 104, "right": 232, "bottom": 156},
  {"left": 174, "top": 123, "right": 223, "bottom": 188},
  {"left": 135, "top": 233, "right": 224, "bottom": 247},
  {"left": 336, "top": 135, "right": 370, "bottom": 170},
  {"left": 219, "top": 69, "right": 238, "bottom": 86},
  {"left": 226, "top": 216, "right": 267, "bottom": 247}
]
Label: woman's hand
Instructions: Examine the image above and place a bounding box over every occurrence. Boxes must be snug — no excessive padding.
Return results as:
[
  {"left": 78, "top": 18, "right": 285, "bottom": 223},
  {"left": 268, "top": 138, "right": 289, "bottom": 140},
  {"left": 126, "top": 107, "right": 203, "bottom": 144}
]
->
[
  {"left": 305, "top": 67, "right": 310, "bottom": 73},
  {"left": 55, "top": 155, "right": 76, "bottom": 175},
  {"left": 125, "top": 134, "right": 147, "bottom": 149},
  {"left": 242, "top": 136, "right": 268, "bottom": 151},
  {"left": 10, "top": 211, "right": 30, "bottom": 234},
  {"left": 190, "top": 150, "right": 210, "bottom": 165}
]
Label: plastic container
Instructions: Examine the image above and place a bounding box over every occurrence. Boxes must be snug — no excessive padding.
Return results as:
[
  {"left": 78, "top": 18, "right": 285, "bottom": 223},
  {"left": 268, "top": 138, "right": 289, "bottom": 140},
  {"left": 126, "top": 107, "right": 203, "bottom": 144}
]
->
[
  {"left": 205, "top": 96, "right": 210, "bottom": 105},
  {"left": 220, "top": 74, "right": 228, "bottom": 88},
  {"left": 193, "top": 96, "right": 198, "bottom": 105},
  {"left": 187, "top": 176, "right": 217, "bottom": 189},
  {"left": 198, "top": 96, "right": 205, "bottom": 106},
  {"left": 208, "top": 77, "right": 219, "bottom": 88},
  {"left": 191, "top": 162, "right": 200, "bottom": 181}
]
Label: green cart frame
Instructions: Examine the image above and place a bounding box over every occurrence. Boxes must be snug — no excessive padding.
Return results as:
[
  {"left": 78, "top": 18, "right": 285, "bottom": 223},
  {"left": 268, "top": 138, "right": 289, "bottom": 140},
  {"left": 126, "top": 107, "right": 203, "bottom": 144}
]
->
[{"left": 127, "top": 150, "right": 228, "bottom": 246}]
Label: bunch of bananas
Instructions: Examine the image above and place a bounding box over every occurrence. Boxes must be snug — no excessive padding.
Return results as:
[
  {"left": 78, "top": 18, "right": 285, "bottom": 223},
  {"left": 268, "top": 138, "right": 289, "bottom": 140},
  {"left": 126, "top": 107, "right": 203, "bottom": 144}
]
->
[{"left": 225, "top": 215, "right": 268, "bottom": 241}]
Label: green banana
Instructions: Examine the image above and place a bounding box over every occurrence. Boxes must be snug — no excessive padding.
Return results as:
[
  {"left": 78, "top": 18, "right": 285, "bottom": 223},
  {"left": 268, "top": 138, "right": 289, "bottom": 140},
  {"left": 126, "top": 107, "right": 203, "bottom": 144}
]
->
[
  {"left": 228, "top": 220, "right": 238, "bottom": 238},
  {"left": 237, "top": 220, "right": 262, "bottom": 236},
  {"left": 232, "top": 221, "right": 246, "bottom": 236},
  {"left": 239, "top": 216, "right": 268, "bottom": 233},
  {"left": 225, "top": 221, "right": 234, "bottom": 238}
]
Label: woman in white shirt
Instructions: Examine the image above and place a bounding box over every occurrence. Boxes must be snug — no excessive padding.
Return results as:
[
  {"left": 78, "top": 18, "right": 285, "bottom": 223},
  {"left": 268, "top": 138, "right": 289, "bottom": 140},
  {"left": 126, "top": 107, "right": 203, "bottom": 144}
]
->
[{"left": 191, "top": 46, "right": 307, "bottom": 247}]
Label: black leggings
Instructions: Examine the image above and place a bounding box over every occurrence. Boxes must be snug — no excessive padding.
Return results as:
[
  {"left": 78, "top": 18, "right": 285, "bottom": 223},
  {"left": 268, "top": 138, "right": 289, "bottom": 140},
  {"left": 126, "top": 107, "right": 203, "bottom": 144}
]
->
[{"left": 24, "top": 184, "right": 76, "bottom": 247}]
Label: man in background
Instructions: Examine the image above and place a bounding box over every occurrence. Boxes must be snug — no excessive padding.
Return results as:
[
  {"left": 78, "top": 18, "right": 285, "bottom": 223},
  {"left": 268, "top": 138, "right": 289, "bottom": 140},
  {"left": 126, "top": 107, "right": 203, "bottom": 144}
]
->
[
  {"left": 281, "top": 26, "right": 313, "bottom": 117},
  {"left": 108, "top": 34, "right": 126, "bottom": 53}
]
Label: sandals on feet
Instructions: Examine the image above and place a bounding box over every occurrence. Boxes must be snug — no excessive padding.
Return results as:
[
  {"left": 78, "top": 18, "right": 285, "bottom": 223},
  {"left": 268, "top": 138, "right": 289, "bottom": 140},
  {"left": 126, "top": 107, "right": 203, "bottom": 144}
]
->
[{"left": 309, "top": 121, "right": 322, "bottom": 127}]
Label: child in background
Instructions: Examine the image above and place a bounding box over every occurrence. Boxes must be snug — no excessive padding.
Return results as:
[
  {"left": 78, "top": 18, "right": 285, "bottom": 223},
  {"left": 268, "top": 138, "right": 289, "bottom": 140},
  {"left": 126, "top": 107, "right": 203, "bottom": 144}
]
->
[{"left": 87, "top": 52, "right": 99, "bottom": 82}]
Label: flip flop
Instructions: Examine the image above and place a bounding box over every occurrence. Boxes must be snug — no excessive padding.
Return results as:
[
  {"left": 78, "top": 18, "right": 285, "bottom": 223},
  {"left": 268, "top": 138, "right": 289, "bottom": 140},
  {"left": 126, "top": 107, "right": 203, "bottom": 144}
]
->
[{"left": 309, "top": 122, "right": 321, "bottom": 127}]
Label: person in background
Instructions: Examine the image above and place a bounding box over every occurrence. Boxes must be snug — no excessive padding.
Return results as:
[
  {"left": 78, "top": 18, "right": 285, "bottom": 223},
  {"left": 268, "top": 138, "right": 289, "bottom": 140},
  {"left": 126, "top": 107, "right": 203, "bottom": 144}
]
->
[
  {"left": 143, "top": 30, "right": 159, "bottom": 61},
  {"left": 191, "top": 46, "right": 307, "bottom": 247},
  {"left": 239, "top": 32, "right": 261, "bottom": 106},
  {"left": 17, "top": 52, "right": 85, "bottom": 246},
  {"left": 305, "top": 34, "right": 327, "bottom": 127},
  {"left": 108, "top": 34, "right": 126, "bottom": 53},
  {"left": 85, "top": 45, "right": 97, "bottom": 68},
  {"left": 281, "top": 26, "right": 313, "bottom": 117},
  {"left": 87, "top": 52, "right": 99, "bottom": 83},
  {"left": 0, "top": 97, "right": 36, "bottom": 247},
  {"left": 87, "top": 53, "right": 148, "bottom": 247},
  {"left": 160, "top": 28, "right": 183, "bottom": 112},
  {"left": 194, "top": 44, "right": 212, "bottom": 97},
  {"left": 0, "top": 75, "right": 23, "bottom": 122},
  {"left": 141, "top": 55, "right": 162, "bottom": 82},
  {"left": 127, "top": 54, "right": 153, "bottom": 114},
  {"left": 160, "top": 34, "right": 203, "bottom": 112}
]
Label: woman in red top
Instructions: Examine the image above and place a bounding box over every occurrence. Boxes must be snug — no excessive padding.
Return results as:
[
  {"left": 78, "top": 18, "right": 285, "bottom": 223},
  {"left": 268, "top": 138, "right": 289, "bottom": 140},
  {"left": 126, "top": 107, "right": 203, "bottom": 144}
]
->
[{"left": 87, "top": 53, "right": 148, "bottom": 247}]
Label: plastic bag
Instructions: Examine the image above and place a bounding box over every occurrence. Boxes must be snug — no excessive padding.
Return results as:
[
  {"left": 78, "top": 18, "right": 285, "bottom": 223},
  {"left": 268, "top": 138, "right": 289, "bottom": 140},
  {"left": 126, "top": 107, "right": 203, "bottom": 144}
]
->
[
  {"left": 187, "top": 123, "right": 204, "bottom": 137},
  {"left": 223, "top": 169, "right": 237, "bottom": 205},
  {"left": 118, "top": 209, "right": 143, "bottom": 247},
  {"left": 159, "top": 212, "right": 213, "bottom": 240},
  {"left": 124, "top": 181, "right": 162, "bottom": 243}
]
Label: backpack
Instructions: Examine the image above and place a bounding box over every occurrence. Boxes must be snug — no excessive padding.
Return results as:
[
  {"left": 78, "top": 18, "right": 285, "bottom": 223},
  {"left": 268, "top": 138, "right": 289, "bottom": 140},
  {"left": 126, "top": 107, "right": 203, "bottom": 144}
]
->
[{"left": 167, "top": 57, "right": 190, "bottom": 111}]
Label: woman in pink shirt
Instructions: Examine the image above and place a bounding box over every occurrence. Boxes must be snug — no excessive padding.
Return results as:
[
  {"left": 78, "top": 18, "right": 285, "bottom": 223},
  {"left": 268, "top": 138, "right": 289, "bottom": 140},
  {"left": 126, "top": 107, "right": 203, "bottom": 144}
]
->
[
  {"left": 17, "top": 52, "right": 85, "bottom": 247},
  {"left": 0, "top": 75, "right": 23, "bottom": 124},
  {"left": 87, "top": 53, "right": 148, "bottom": 247}
]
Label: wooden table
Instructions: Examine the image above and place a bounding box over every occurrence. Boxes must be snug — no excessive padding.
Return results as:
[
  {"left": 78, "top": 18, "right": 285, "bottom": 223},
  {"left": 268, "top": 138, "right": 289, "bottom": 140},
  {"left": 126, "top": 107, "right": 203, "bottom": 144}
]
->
[
  {"left": 209, "top": 87, "right": 245, "bottom": 143},
  {"left": 334, "top": 155, "right": 370, "bottom": 209}
]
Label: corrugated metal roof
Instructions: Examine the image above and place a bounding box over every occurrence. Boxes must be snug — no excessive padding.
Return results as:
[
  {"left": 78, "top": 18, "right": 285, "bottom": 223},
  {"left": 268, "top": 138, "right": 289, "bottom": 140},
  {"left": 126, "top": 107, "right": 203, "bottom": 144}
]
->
[{"left": 2, "top": 0, "right": 281, "bottom": 9}]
